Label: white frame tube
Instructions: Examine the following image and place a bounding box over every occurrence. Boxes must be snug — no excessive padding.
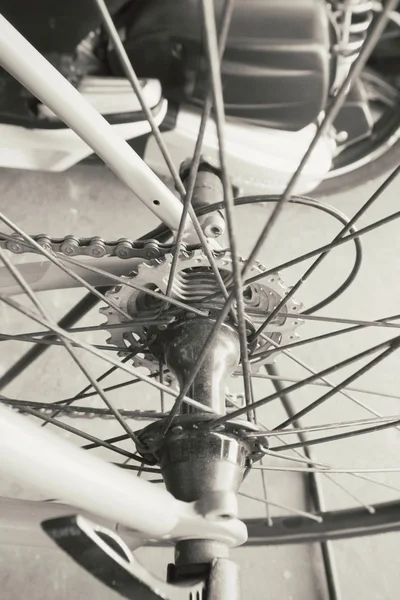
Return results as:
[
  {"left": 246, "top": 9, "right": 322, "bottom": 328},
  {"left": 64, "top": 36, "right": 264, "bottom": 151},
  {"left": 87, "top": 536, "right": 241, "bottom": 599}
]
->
[
  {"left": 0, "top": 405, "right": 246, "bottom": 546},
  {"left": 0, "top": 404, "right": 181, "bottom": 537},
  {"left": 0, "top": 14, "right": 185, "bottom": 232},
  {"left": 0, "top": 257, "right": 142, "bottom": 295},
  {"left": 0, "top": 497, "right": 144, "bottom": 549},
  {"left": 0, "top": 15, "right": 246, "bottom": 549}
]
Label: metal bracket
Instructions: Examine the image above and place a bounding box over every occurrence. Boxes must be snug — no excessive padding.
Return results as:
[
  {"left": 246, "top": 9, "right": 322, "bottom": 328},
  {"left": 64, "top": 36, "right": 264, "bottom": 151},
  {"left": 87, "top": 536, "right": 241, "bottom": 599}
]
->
[{"left": 42, "top": 515, "right": 223, "bottom": 599}]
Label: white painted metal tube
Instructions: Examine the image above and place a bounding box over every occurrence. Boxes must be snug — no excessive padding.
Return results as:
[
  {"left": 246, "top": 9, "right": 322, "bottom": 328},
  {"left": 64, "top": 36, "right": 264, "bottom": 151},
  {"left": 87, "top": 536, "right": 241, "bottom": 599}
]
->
[
  {"left": 0, "top": 404, "right": 182, "bottom": 537},
  {"left": 0, "top": 497, "right": 147, "bottom": 549},
  {"left": 0, "top": 14, "right": 184, "bottom": 232},
  {"left": 0, "top": 257, "right": 142, "bottom": 295}
]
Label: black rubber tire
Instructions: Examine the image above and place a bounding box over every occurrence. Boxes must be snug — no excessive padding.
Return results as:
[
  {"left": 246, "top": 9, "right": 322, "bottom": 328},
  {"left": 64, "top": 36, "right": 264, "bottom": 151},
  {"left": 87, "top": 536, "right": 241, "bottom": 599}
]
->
[{"left": 315, "top": 136, "right": 400, "bottom": 197}]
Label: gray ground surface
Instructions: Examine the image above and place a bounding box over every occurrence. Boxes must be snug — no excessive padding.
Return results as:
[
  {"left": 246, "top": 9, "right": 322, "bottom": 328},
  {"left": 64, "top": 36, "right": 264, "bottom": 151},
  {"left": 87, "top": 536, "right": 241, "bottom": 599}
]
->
[{"left": 0, "top": 164, "right": 399, "bottom": 599}]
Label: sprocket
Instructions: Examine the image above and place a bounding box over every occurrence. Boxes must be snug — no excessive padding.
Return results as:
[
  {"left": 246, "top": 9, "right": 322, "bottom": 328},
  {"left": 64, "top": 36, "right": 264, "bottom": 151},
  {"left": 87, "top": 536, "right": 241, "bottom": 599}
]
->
[{"left": 100, "top": 248, "right": 303, "bottom": 373}]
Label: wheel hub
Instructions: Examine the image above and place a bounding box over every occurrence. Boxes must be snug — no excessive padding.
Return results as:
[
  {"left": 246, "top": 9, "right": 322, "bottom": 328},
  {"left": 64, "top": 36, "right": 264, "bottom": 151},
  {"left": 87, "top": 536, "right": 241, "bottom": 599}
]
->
[
  {"left": 136, "top": 315, "right": 268, "bottom": 506},
  {"left": 101, "top": 247, "right": 299, "bottom": 510}
]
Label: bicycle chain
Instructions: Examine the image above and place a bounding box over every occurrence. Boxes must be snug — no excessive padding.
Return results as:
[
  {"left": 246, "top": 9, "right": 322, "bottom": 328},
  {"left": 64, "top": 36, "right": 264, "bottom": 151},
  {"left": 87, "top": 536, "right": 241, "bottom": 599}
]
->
[
  {"left": 0, "top": 233, "right": 275, "bottom": 425},
  {"left": 0, "top": 232, "right": 174, "bottom": 260},
  {"left": 0, "top": 393, "right": 246, "bottom": 421},
  {"left": 0, "top": 398, "right": 166, "bottom": 420},
  {"left": 0, "top": 230, "right": 177, "bottom": 419}
]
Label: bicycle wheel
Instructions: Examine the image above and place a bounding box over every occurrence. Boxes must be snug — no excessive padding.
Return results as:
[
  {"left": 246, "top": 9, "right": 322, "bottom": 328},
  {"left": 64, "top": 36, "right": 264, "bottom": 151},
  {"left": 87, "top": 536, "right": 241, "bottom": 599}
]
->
[{"left": 1, "top": 1, "right": 400, "bottom": 599}]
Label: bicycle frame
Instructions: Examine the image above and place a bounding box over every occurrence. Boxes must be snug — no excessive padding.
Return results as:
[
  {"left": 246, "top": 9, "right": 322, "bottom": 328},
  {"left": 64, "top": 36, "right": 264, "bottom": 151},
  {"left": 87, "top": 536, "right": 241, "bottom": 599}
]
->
[
  {"left": 0, "top": 14, "right": 244, "bottom": 550},
  {"left": 0, "top": 12, "right": 196, "bottom": 295},
  {"left": 0, "top": 14, "right": 186, "bottom": 233},
  {"left": 0, "top": 404, "right": 246, "bottom": 548}
]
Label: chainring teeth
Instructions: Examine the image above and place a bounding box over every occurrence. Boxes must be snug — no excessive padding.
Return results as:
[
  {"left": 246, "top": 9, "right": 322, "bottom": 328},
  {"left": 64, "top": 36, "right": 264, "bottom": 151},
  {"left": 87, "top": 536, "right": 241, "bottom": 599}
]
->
[{"left": 100, "top": 249, "right": 303, "bottom": 373}]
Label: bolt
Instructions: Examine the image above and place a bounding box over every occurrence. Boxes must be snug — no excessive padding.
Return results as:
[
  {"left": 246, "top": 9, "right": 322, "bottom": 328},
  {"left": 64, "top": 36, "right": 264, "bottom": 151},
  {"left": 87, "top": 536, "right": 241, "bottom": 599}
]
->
[
  {"left": 336, "top": 130, "right": 348, "bottom": 143},
  {"left": 171, "top": 425, "right": 183, "bottom": 434},
  {"left": 171, "top": 42, "right": 183, "bottom": 59},
  {"left": 212, "top": 424, "right": 225, "bottom": 432}
]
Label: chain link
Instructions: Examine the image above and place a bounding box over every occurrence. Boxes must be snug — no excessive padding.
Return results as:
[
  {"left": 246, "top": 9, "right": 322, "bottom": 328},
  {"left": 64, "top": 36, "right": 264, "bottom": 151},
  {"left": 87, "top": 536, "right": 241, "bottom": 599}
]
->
[
  {"left": 0, "top": 232, "right": 174, "bottom": 260},
  {"left": 0, "top": 393, "right": 247, "bottom": 421},
  {"left": 0, "top": 230, "right": 176, "bottom": 419},
  {"left": 0, "top": 398, "right": 166, "bottom": 420}
]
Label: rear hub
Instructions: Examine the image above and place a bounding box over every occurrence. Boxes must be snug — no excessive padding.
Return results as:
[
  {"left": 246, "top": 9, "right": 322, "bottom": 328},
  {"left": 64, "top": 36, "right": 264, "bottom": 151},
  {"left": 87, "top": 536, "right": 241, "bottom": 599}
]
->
[{"left": 136, "top": 317, "right": 268, "bottom": 507}]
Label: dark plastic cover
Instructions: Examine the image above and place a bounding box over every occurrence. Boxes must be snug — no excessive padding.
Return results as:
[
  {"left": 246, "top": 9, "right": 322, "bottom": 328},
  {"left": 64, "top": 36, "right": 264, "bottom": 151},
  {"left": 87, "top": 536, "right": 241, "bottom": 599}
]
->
[{"left": 115, "top": 0, "right": 332, "bottom": 131}]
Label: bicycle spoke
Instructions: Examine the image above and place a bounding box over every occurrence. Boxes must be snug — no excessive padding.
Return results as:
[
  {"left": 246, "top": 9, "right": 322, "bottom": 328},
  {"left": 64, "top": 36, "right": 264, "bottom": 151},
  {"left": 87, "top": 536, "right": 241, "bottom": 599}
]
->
[
  {"left": 94, "top": 0, "right": 183, "bottom": 190},
  {"left": 261, "top": 368, "right": 400, "bottom": 531},
  {"left": 0, "top": 332, "right": 127, "bottom": 351},
  {"left": 253, "top": 165, "right": 400, "bottom": 340},
  {"left": 205, "top": 331, "right": 400, "bottom": 426},
  {"left": 0, "top": 216, "right": 132, "bottom": 319},
  {"left": 249, "top": 371, "right": 400, "bottom": 401},
  {"left": 323, "top": 474, "right": 375, "bottom": 514},
  {"left": 263, "top": 449, "right": 328, "bottom": 467},
  {"left": 165, "top": 0, "right": 236, "bottom": 299},
  {"left": 82, "top": 433, "right": 130, "bottom": 450},
  {"left": 0, "top": 291, "right": 101, "bottom": 391},
  {"left": 271, "top": 415, "right": 400, "bottom": 453},
  {"left": 343, "top": 473, "right": 400, "bottom": 495},
  {"left": 0, "top": 320, "right": 174, "bottom": 343},
  {"left": 96, "top": 0, "right": 235, "bottom": 304},
  {"left": 274, "top": 341, "right": 400, "bottom": 431},
  {"left": 44, "top": 351, "right": 137, "bottom": 423},
  {"left": 0, "top": 247, "right": 145, "bottom": 446},
  {"left": 200, "top": 0, "right": 253, "bottom": 413},
  {"left": 0, "top": 398, "right": 164, "bottom": 420},
  {"left": 259, "top": 464, "right": 273, "bottom": 526},
  {"left": 260, "top": 333, "right": 400, "bottom": 432},
  {"left": 249, "top": 415, "right": 400, "bottom": 438},
  {"left": 278, "top": 312, "right": 400, "bottom": 330},
  {"left": 159, "top": 359, "right": 165, "bottom": 413},
  {"left": 245, "top": 206, "right": 400, "bottom": 287},
  {"left": 57, "top": 373, "right": 161, "bottom": 404},
  {"left": 252, "top": 466, "right": 400, "bottom": 473},
  {"left": 160, "top": 193, "right": 400, "bottom": 428},
  {"left": 238, "top": 492, "right": 323, "bottom": 523},
  {"left": 94, "top": 0, "right": 234, "bottom": 305},
  {"left": 253, "top": 313, "right": 400, "bottom": 360},
  {"left": 113, "top": 462, "right": 159, "bottom": 474},
  {"left": 0, "top": 293, "right": 213, "bottom": 412},
  {"left": 1, "top": 0, "right": 400, "bottom": 553},
  {"left": 241, "top": 0, "right": 398, "bottom": 278},
  {"left": 19, "top": 404, "right": 139, "bottom": 461}
]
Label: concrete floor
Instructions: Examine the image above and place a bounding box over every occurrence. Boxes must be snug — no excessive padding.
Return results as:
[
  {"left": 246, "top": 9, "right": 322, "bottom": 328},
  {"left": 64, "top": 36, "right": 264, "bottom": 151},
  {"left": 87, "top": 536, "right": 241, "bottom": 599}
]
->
[{"left": 0, "top": 163, "right": 400, "bottom": 599}]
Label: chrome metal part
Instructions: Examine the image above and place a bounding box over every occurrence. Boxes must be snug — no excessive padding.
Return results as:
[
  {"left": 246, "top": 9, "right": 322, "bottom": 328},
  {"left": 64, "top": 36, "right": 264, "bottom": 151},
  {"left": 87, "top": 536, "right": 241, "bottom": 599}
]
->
[
  {"left": 136, "top": 414, "right": 268, "bottom": 502},
  {"left": 175, "top": 540, "right": 229, "bottom": 567},
  {"left": 180, "top": 156, "right": 226, "bottom": 238},
  {"left": 102, "top": 248, "right": 302, "bottom": 373},
  {"left": 331, "top": 0, "right": 374, "bottom": 90},
  {"left": 161, "top": 318, "right": 240, "bottom": 414}
]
